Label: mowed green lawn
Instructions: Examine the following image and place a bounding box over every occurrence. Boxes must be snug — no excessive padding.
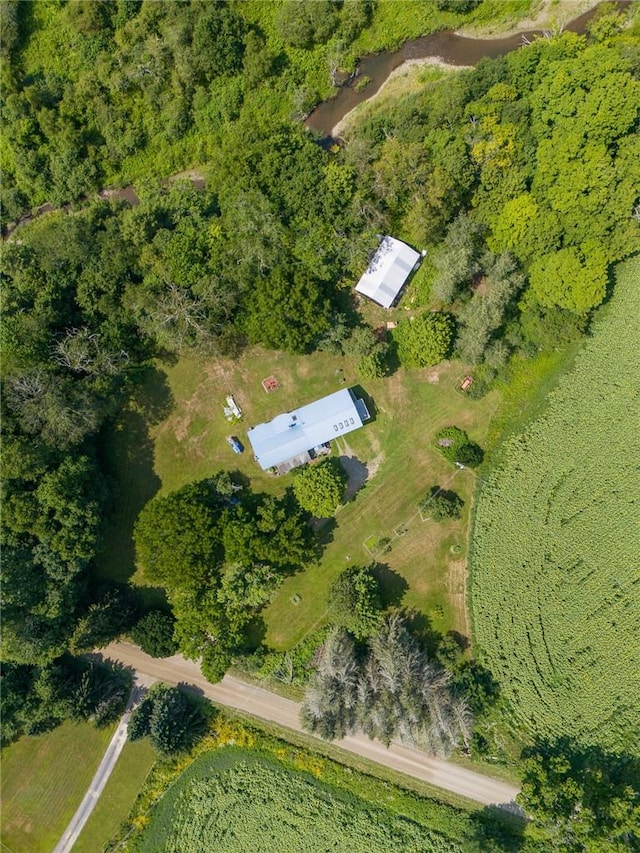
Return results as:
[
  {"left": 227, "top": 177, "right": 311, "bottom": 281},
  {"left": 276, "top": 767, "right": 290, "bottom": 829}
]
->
[
  {"left": 0, "top": 721, "right": 115, "bottom": 853},
  {"left": 99, "top": 343, "right": 498, "bottom": 649},
  {"left": 73, "top": 737, "right": 155, "bottom": 853},
  {"left": 0, "top": 721, "right": 155, "bottom": 853}
]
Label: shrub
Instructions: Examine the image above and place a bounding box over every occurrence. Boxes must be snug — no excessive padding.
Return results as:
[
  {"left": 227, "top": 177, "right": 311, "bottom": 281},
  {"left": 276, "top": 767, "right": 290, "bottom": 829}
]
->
[
  {"left": 129, "top": 685, "right": 207, "bottom": 754},
  {"left": 342, "top": 325, "right": 377, "bottom": 359},
  {"left": 328, "top": 565, "right": 383, "bottom": 639},
  {"left": 435, "top": 426, "right": 483, "bottom": 467},
  {"left": 455, "top": 441, "right": 483, "bottom": 467},
  {"left": 421, "top": 488, "right": 464, "bottom": 521},
  {"left": 357, "top": 344, "right": 389, "bottom": 380},
  {"left": 131, "top": 610, "right": 178, "bottom": 658},
  {"left": 434, "top": 426, "right": 468, "bottom": 460},
  {"left": 395, "top": 312, "right": 454, "bottom": 367},
  {"left": 276, "top": 0, "right": 339, "bottom": 49}
]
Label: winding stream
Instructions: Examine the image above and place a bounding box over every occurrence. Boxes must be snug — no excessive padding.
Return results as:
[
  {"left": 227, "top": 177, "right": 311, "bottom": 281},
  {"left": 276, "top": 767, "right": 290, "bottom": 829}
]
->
[
  {"left": 305, "top": 0, "right": 631, "bottom": 139},
  {"left": 5, "top": 1, "right": 629, "bottom": 237}
]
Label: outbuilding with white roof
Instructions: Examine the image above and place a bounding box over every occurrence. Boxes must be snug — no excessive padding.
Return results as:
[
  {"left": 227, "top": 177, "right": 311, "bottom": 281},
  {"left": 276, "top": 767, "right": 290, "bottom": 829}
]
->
[{"left": 355, "top": 236, "right": 421, "bottom": 308}]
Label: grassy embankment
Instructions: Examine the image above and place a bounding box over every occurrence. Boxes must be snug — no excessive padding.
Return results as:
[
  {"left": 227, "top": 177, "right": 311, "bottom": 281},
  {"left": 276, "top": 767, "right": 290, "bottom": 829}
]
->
[
  {"left": 0, "top": 720, "right": 154, "bottom": 853},
  {"left": 347, "top": 0, "right": 539, "bottom": 54}
]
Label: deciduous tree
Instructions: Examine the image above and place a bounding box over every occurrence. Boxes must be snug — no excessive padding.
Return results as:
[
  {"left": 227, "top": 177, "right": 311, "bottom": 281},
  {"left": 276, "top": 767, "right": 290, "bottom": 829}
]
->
[
  {"left": 328, "top": 565, "right": 383, "bottom": 639},
  {"left": 421, "top": 488, "right": 464, "bottom": 521},
  {"left": 394, "top": 312, "right": 454, "bottom": 368},
  {"left": 518, "top": 739, "right": 640, "bottom": 852},
  {"left": 131, "top": 611, "right": 178, "bottom": 658},
  {"left": 293, "top": 458, "right": 347, "bottom": 517}
]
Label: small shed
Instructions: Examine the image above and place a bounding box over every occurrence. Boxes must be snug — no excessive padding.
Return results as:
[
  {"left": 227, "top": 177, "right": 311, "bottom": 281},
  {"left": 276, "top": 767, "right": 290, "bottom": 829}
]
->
[{"left": 355, "top": 236, "right": 421, "bottom": 309}]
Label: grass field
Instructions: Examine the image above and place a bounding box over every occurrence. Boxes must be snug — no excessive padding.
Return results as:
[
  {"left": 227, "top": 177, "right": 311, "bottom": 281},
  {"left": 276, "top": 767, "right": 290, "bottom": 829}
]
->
[
  {"left": 471, "top": 258, "right": 640, "bottom": 755},
  {"left": 73, "top": 738, "right": 155, "bottom": 853},
  {"left": 98, "top": 343, "right": 498, "bottom": 650},
  {"left": 0, "top": 721, "right": 116, "bottom": 853},
  {"left": 130, "top": 744, "right": 527, "bottom": 853},
  {"left": 0, "top": 720, "right": 154, "bottom": 853}
]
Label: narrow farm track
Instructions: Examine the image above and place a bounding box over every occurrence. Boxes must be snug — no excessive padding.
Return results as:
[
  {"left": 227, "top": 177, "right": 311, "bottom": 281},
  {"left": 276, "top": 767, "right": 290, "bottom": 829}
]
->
[
  {"left": 52, "top": 687, "right": 142, "bottom": 853},
  {"left": 99, "top": 642, "right": 520, "bottom": 809}
]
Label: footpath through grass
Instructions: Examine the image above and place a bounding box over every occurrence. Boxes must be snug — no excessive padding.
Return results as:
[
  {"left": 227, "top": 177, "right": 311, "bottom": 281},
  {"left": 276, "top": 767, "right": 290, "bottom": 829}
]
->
[
  {"left": 0, "top": 720, "right": 154, "bottom": 853},
  {"left": 73, "top": 738, "right": 155, "bottom": 853}
]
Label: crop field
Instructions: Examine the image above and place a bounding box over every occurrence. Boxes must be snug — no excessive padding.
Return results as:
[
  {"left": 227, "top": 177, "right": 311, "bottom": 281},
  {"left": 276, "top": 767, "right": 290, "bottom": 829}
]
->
[
  {"left": 99, "top": 344, "right": 498, "bottom": 649},
  {"left": 133, "top": 747, "right": 473, "bottom": 853},
  {"left": 471, "top": 258, "right": 640, "bottom": 755}
]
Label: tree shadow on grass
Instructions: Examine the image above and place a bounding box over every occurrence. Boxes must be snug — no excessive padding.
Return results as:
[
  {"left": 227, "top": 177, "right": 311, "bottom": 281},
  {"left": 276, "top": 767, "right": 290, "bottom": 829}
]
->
[
  {"left": 339, "top": 454, "right": 369, "bottom": 501},
  {"left": 243, "top": 616, "right": 267, "bottom": 652},
  {"left": 403, "top": 609, "right": 443, "bottom": 657},
  {"left": 311, "top": 516, "right": 337, "bottom": 550},
  {"left": 129, "top": 364, "right": 174, "bottom": 425},
  {"left": 369, "top": 563, "right": 409, "bottom": 609},
  {"left": 469, "top": 806, "right": 528, "bottom": 852},
  {"left": 384, "top": 337, "right": 402, "bottom": 378},
  {"left": 97, "top": 408, "right": 161, "bottom": 584}
]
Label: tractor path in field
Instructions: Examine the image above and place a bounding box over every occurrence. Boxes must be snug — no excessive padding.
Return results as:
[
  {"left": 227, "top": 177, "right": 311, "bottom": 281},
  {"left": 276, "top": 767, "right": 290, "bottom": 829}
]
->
[{"left": 98, "top": 642, "right": 521, "bottom": 810}]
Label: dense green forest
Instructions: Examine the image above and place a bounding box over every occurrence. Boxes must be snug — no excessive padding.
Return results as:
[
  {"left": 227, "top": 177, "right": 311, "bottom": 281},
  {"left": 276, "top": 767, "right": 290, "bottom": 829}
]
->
[
  {"left": 2, "top": 0, "right": 639, "bottom": 793},
  {"left": 0, "top": 0, "right": 553, "bottom": 225}
]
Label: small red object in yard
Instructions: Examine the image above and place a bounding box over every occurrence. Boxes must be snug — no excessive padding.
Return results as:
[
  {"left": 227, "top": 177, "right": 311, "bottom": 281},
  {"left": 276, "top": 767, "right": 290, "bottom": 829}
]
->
[
  {"left": 262, "top": 375, "right": 280, "bottom": 393},
  {"left": 460, "top": 376, "right": 474, "bottom": 392}
]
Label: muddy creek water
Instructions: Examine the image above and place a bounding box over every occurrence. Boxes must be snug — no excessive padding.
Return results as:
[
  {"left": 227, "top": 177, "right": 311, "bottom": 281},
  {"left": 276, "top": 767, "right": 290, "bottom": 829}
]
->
[{"left": 305, "top": 1, "right": 631, "bottom": 138}]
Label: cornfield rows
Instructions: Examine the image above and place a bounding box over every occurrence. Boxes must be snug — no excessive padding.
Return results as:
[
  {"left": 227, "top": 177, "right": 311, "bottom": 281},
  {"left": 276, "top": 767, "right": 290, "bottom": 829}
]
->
[
  {"left": 139, "top": 760, "right": 466, "bottom": 853},
  {"left": 471, "top": 259, "right": 640, "bottom": 755}
]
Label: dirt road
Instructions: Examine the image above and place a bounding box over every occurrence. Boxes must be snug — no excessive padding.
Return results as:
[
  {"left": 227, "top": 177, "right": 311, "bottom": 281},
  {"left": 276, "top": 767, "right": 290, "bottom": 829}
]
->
[{"left": 100, "top": 642, "right": 520, "bottom": 809}]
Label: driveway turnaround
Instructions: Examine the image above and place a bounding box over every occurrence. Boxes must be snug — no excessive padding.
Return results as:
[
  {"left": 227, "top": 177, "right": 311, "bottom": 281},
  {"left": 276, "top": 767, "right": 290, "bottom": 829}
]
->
[{"left": 100, "top": 642, "right": 520, "bottom": 809}]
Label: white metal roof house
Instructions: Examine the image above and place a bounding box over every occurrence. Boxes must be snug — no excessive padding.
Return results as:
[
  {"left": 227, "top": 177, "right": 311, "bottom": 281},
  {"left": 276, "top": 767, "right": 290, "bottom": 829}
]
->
[
  {"left": 247, "top": 388, "right": 370, "bottom": 473},
  {"left": 355, "top": 236, "right": 421, "bottom": 308}
]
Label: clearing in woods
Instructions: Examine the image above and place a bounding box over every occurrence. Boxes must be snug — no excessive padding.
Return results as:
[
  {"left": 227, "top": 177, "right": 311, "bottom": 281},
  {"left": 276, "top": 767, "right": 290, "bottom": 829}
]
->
[{"left": 97, "top": 345, "right": 498, "bottom": 650}]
